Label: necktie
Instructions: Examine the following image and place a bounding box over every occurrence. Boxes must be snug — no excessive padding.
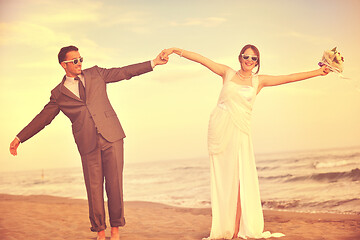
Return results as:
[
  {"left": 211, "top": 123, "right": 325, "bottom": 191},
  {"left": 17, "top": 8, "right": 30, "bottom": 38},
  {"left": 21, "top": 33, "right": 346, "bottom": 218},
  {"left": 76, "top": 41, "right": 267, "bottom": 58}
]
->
[{"left": 75, "top": 76, "right": 86, "bottom": 101}]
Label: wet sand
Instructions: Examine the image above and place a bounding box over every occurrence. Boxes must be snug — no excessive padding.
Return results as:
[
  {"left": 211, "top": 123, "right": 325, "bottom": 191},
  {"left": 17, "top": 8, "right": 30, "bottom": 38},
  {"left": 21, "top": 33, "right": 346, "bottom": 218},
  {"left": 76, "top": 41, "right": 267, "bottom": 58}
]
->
[{"left": 0, "top": 194, "right": 359, "bottom": 240}]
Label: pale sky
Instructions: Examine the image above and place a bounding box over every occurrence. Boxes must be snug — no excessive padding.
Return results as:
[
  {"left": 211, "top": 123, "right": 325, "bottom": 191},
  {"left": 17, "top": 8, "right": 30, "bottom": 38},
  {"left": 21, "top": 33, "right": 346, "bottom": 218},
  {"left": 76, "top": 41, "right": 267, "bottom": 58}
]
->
[{"left": 1, "top": 0, "right": 359, "bottom": 172}]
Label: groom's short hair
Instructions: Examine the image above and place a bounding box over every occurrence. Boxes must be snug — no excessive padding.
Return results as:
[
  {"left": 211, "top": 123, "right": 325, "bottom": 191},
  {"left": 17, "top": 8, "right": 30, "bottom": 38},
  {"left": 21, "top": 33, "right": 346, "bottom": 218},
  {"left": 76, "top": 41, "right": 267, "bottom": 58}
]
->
[{"left": 58, "top": 46, "right": 79, "bottom": 64}]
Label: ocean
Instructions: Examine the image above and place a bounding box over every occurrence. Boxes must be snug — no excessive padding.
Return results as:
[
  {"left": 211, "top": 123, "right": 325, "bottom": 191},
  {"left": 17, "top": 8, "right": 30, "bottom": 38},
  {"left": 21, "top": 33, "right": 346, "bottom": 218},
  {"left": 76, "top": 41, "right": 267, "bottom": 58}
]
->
[{"left": 1, "top": 147, "right": 359, "bottom": 215}]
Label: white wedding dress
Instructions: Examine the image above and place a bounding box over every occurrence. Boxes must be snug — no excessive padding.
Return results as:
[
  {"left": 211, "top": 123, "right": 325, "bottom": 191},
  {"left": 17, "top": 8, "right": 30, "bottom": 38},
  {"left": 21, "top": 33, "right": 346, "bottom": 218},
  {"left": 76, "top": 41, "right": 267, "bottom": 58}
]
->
[{"left": 206, "top": 68, "right": 284, "bottom": 239}]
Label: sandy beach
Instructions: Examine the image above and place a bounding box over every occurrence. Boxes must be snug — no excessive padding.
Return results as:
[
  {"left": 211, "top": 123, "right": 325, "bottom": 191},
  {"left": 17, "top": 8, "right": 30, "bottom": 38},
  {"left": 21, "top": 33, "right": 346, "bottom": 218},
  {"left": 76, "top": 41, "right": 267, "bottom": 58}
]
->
[{"left": 0, "top": 194, "right": 359, "bottom": 240}]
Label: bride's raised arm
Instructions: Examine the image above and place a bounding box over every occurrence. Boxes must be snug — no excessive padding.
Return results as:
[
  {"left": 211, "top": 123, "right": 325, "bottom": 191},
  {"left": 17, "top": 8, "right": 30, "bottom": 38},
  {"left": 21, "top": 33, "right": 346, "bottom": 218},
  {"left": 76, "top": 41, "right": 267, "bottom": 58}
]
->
[
  {"left": 258, "top": 66, "right": 330, "bottom": 90},
  {"left": 162, "top": 47, "right": 229, "bottom": 78}
]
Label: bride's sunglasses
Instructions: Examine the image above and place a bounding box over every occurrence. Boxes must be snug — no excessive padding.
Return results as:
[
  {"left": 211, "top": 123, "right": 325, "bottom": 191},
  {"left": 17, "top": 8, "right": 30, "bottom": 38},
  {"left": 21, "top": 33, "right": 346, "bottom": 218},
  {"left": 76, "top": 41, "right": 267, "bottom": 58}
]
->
[
  {"left": 241, "top": 54, "right": 258, "bottom": 62},
  {"left": 63, "top": 57, "right": 84, "bottom": 65}
]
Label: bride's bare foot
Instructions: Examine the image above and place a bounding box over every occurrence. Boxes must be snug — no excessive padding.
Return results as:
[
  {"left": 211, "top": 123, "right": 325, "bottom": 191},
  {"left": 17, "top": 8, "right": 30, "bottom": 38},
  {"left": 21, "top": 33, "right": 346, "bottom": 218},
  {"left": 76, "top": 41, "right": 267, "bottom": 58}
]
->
[
  {"left": 97, "top": 230, "right": 106, "bottom": 240},
  {"left": 111, "top": 227, "right": 120, "bottom": 240},
  {"left": 233, "top": 229, "right": 239, "bottom": 239},
  {"left": 233, "top": 228, "right": 239, "bottom": 239}
]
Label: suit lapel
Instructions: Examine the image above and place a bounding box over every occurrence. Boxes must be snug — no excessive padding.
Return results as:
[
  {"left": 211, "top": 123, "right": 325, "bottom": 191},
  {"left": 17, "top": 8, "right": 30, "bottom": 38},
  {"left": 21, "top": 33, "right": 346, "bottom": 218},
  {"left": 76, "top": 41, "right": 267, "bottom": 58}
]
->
[{"left": 83, "top": 70, "right": 90, "bottom": 101}]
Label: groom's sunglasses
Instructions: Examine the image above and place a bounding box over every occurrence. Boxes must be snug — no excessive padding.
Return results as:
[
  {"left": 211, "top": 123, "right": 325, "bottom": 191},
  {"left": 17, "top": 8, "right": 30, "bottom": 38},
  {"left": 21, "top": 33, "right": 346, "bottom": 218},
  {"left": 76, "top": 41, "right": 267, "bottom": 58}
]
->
[
  {"left": 241, "top": 54, "right": 258, "bottom": 62},
  {"left": 63, "top": 57, "right": 84, "bottom": 65}
]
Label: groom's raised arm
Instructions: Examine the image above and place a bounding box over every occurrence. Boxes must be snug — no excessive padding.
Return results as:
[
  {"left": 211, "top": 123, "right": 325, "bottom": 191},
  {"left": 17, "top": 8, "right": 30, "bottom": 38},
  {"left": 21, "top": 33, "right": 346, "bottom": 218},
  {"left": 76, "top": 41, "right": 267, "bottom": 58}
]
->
[{"left": 97, "top": 50, "right": 169, "bottom": 83}]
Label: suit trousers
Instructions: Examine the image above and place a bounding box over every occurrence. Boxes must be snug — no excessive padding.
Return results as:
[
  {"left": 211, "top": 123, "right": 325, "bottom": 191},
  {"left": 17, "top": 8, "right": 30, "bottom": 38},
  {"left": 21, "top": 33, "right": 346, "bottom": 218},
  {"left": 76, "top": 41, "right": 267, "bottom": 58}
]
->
[{"left": 80, "top": 133, "right": 125, "bottom": 232}]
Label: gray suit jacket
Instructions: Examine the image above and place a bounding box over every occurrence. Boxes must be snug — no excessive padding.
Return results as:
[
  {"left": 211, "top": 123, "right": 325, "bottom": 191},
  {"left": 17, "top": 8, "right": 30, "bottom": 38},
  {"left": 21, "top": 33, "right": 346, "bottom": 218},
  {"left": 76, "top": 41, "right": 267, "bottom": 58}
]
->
[{"left": 17, "top": 61, "right": 153, "bottom": 155}]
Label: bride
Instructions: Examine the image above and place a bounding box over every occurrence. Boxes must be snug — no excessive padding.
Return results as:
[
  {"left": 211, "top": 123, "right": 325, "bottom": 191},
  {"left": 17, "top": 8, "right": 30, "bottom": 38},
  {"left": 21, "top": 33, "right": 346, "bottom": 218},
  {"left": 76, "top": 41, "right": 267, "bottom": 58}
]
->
[{"left": 161, "top": 45, "right": 329, "bottom": 239}]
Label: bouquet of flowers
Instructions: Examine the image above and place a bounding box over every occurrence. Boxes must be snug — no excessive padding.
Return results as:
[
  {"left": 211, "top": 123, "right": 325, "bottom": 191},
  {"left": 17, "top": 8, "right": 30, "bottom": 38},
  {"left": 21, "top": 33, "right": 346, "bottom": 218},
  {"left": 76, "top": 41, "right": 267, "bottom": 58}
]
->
[{"left": 318, "top": 47, "right": 344, "bottom": 75}]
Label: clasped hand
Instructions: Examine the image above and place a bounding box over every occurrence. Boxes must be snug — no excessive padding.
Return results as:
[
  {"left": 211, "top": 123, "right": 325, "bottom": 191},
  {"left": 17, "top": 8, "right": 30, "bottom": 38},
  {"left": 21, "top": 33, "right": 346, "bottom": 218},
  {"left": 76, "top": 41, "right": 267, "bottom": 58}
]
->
[{"left": 153, "top": 49, "right": 172, "bottom": 66}]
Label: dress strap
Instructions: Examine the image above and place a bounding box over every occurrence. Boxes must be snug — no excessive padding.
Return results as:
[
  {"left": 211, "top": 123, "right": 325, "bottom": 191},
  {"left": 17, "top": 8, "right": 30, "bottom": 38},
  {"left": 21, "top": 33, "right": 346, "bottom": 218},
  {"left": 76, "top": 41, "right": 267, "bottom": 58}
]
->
[{"left": 223, "top": 67, "right": 236, "bottom": 83}]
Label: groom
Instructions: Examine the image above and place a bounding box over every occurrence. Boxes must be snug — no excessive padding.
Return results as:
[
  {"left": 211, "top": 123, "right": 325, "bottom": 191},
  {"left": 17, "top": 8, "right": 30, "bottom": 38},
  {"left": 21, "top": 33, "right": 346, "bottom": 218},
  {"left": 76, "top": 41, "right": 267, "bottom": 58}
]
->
[{"left": 9, "top": 45, "right": 168, "bottom": 240}]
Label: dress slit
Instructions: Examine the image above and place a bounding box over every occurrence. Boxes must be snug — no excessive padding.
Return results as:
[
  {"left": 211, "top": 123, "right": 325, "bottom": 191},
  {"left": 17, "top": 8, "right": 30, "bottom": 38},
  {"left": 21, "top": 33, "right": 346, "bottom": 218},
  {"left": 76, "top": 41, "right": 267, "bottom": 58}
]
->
[{"left": 234, "top": 181, "right": 242, "bottom": 238}]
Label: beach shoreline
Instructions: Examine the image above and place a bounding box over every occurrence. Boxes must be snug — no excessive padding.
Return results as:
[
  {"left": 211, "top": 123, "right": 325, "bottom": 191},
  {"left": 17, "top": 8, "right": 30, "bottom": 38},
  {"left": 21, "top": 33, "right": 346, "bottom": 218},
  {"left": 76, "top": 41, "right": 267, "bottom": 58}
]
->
[{"left": 1, "top": 194, "right": 359, "bottom": 240}]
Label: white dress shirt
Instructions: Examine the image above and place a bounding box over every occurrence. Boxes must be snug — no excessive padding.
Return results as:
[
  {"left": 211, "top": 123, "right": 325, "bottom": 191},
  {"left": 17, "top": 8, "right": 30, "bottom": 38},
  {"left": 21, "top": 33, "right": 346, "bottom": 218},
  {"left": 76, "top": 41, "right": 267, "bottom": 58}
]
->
[{"left": 64, "top": 74, "right": 86, "bottom": 98}]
